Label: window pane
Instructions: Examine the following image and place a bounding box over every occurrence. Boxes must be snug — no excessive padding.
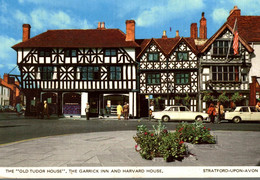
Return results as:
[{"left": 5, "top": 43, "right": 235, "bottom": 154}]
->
[
  {"left": 39, "top": 50, "right": 45, "bottom": 57},
  {"left": 154, "top": 53, "right": 159, "bottom": 61},
  {"left": 105, "top": 49, "right": 110, "bottom": 56},
  {"left": 213, "top": 73, "right": 217, "bottom": 80},
  {"left": 71, "top": 50, "right": 77, "bottom": 57},
  {"left": 148, "top": 53, "right": 153, "bottom": 61},
  {"left": 65, "top": 50, "right": 70, "bottom": 57},
  {"left": 111, "top": 49, "right": 116, "bottom": 56}
]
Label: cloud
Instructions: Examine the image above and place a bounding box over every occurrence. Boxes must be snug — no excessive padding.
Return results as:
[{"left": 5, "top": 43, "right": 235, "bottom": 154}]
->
[
  {"left": 13, "top": 10, "right": 29, "bottom": 23},
  {"left": 136, "top": 0, "right": 204, "bottom": 27},
  {"left": 0, "top": 64, "right": 4, "bottom": 68},
  {"left": 234, "top": 0, "right": 260, "bottom": 14},
  {"left": 212, "top": 8, "right": 229, "bottom": 24},
  {"left": 0, "top": 35, "right": 19, "bottom": 59}
]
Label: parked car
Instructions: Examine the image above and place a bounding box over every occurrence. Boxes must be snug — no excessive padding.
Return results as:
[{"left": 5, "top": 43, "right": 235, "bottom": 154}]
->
[
  {"left": 3, "top": 105, "right": 15, "bottom": 112},
  {"left": 225, "top": 106, "right": 260, "bottom": 123},
  {"left": 152, "top": 106, "right": 209, "bottom": 122}
]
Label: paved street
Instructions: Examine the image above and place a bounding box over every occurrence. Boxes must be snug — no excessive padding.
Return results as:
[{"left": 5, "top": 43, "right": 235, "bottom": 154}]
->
[{"left": 0, "top": 112, "right": 260, "bottom": 145}]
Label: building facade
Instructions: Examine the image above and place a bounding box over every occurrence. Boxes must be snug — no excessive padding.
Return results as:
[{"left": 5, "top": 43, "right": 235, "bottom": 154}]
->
[
  {"left": 0, "top": 84, "right": 10, "bottom": 106},
  {"left": 13, "top": 21, "right": 139, "bottom": 117},
  {"left": 12, "top": 6, "right": 260, "bottom": 117}
]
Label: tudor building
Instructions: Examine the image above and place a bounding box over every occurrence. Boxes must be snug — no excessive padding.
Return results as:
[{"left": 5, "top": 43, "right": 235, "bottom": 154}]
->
[
  {"left": 12, "top": 21, "right": 139, "bottom": 117},
  {"left": 199, "top": 6, "right": 254, "bottom": 111}
]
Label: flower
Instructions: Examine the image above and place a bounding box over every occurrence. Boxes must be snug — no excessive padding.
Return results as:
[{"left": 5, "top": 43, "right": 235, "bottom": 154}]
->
[
  {"left": 135, "top": 144, "right": 140, "bottom": 152},
  {"left": 179, "top": 141, "right": 184, "bottom": 145},
  {"left": 163, "top": 129, "right": 168, "bottom": 133},
  {"left": 144, "top": 132, "right": 148, "bottom": 135},
  {"left": 178, "top": 127, "right": 184, "bottom": 132},
  {"left": 208, "top": 128, "right": 211, "bottom": 131},
  {"left": 151, "top": 133, "right": 154, "bottom": 137},
  {"left": 203, "top": 127, "right": 206, "bottom": 129}
]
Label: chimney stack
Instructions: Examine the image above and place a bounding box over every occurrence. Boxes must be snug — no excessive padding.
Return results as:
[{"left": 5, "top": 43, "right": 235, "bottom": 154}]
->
[
  {"left": 190, "top": 23, "right": 198, "bottom": 39},
  {"left": 162, "top": 30, "right": 167, "bottom": 39},
  {"left": 97, "top": 22, "right": 101, "bottom": 29},
  {"left": 125, "top": 20, "right": 135, "bottom": 41},
  {"left": 22, "top": 24, "right": 31, "bottom": 42},
  {"left": 199, "top": 12, "right": 207, "bottom": 39},
  {"left": 101, "top": 22, "right": 105, "bottom": 29},
  {"left": 176, "top": 30, "right": 179, "bottom": 37},
  {"left": 227, "top": 6, "right": 241, "bottom": 22}
]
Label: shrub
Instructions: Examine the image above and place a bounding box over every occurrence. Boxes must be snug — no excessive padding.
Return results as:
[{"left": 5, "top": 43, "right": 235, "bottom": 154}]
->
[{"left": 175, "top": 121, "right": 216, "bottom": 144}]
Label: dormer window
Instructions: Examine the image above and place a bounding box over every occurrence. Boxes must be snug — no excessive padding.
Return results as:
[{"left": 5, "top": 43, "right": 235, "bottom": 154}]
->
[
  {"left": 38, "top": 49, "right": 52, "bottom": 57},
  {"left": 177, "top": 52, "right": 188, "bottom": 61},
  {"left": 105, "top": 49, "right": 117, "bottom": 56},
  {"left": 148, "top": 53, "right": 159, "bottom": 61},
  {"left": 65, "top": 49, "right": 77, "bottom": 57}
]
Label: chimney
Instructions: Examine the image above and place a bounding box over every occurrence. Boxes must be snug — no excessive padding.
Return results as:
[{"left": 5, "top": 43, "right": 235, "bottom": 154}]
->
[
  {"left": 190, "top": 23, "right": 198, "bottom": 39},
  {"left": 22, "top": 24, "right": 31, "bottom": 42},
  {"left": 199, "top": 12, "right": 207, "bottom": 39},
  {"left": 97, "top": 22, "right": 101, "bottom": 29},
  {"left": 101, "top": 22, "right": 105, "bottom": 29},
  {"left": 162, "top": 30, "right": 167, "bottom": 39},
  {"left": 3, "top": 73, "right": 8, "bottom": 82},
  {"left": 227, "top": 6, "right": 241, "bottom": 22},
  {"left": 176, "top": 30, "right": 179, "bottom": 37},
  {"left": 125, "top": 20, "right": 135, "bottom": 41}
]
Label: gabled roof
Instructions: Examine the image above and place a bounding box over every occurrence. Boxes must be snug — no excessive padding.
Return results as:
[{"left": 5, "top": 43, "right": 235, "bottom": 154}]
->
[
  {"left": 12, "top": 29, "right": 139, "bottom": 49},
  {"left": 227, "top": 16, "right": 260, "bottom": 42},
  {"left": 200, "top": 22, "right": 254, "bottom": 53},
  {"left": 136, "top": 37, "right": 199, "bottom": 59}
]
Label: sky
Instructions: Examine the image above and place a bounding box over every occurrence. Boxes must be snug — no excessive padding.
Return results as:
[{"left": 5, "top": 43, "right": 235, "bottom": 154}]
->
[{"left": 0, "top": 0, "right": 260, "bottom": 78}]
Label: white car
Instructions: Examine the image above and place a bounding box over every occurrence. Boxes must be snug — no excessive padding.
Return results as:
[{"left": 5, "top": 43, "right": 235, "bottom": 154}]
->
[
  {"left": 152, "top": 106, "right": 209, "bottom": 122},
  {"left": 225, "top": 106, "right": 260, "bottom": 123}
]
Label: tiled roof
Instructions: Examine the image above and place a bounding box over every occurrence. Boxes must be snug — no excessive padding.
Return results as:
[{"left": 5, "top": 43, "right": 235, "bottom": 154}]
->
[
  {"left": 136, "top": 37, "right": 199, "bottom": 58},
  {"left": 227, "top": 16, "right": 260, "bottom": 42},
  {"left": 12, "top": 29, "right": 139, "bottom": 49}
]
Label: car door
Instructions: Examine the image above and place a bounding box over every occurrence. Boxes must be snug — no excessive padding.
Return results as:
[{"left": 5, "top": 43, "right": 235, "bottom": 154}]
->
[
  {"left": 168, "top": 107, "right": 180, "bottom": 121},
  {"left": 179, "top": 106, "right": 192, "bottom": 121},
  {"left": 249, "top": 107, "right": 260, "bottom": 121},
  {"left": 239, "top": 107, "right": 250, "bottom": 121}
]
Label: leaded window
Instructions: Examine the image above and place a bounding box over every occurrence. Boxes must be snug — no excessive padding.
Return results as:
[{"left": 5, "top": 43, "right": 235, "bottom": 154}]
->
[
  {"left": 212, "top": 41, "right": 235, "bottom": 55},
  {"left": 110, "top": 66, "right": 121, "bottom": 80},
  {"left": 38, "top": 49, "right": 52, "bottom": 57},
  {"left": 212, "top": 66, "right": 239, "bottom": 81},
  {"left": 39, "top": 66, "right": 54, "bottom": 80},
  {"left": 175, "top": 73, "right": 190, "bottom": 85},
  {"left": 177, "top": 52, "right": 188, "bottom": 61},
  {"left": 147, "top": 73, "right": 160, "bottom": 85},
  {"left": 105, "top": 49, "right": 117, "bottom": 56},
  {"left": 80, "top": 67, "right": 100, "bottom": 80},
  {"left": 148, "top": 53, "right": 159, "bottom": 61},
  {"left": 65, "top": 49, "right": 77, "bottom": 57}
]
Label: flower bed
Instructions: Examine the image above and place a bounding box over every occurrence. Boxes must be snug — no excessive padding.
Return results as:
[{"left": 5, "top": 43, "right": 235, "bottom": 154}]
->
[{"left": 133, "top": 121, "right": 216, "bottom": 162}]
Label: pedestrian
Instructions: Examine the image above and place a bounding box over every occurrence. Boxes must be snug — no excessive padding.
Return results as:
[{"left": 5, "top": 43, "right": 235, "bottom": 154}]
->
[
  {"left": 123, "top": 102, "right": 129, "bottom": 120},
  {"left": 207, "top": 103, "right": 216, "bottom": 123},
  {"left": 215, "top": 101, "right": 224, "bottom": 124},
  {"left": 43, "top": 100, "right": 50, "bottom": 119},
  {"left": 85, "top": 102, "right": 90, "bottom": 120},
  {"left": 16, "top": 103, "right": 21, "bottom": 116},
  {"left": 256, "top": 101, "right": 260, "bottom": 112},
  {"left": 117, "top": 102, "right": 123, "bottom": 120}
]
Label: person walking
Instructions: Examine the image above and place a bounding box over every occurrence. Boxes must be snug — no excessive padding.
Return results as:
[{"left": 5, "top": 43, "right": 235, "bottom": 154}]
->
[
  {"left": 256, "top": 101, "right": 260, "bottom": 112},
  {"left": 85, "top": 102, "right": 90, "bottom": 120},
  {"left": 16, "top": 103, "right": 21, "bottom": 116},
  {"left": 215, "top": 101, "right": 224, "bottom": 124},
  {"left": 207, "top": 103, "right": 216, "bottom": 123},
  {"left": 43, "top": 100, "right": 50, "bottom": 119},
  {"left": 117, "top": 102, "right": 123, "bottom": 120},
  {"left": 123, "top": 102, "right": 129, "bottom": 120}
]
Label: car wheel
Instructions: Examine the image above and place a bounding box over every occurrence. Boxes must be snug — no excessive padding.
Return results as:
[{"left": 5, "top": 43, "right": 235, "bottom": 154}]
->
[
  {"left": 195, "top": 116, "right": 203, "bottom": 122},
  {"left": 162, "top": 116, "right": 170, "bottom": 122},
  {"left": 232, "top": 117, "right": 241, "bottom": 123}
]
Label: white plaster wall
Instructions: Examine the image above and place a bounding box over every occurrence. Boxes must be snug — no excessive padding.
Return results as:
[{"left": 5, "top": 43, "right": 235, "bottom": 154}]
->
[
  {"left": 124, "top": 48, "right": 135, "bottom": 61},
  {"left": 81, "top": 92, "right": 88, "bottom": 116},
  {"left": 249, "top": 44, "right": 260, "bottom": 83}
]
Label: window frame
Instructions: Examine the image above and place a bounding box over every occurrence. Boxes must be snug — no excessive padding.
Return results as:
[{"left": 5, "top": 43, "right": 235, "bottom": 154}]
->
[
  {"left": 147, "top": 52, "right": 159, "bottom": 61},
  {"left": 146, "top": 73, "right": 161, "bottom": 85},
  {"left": 38, "top": 49, "right": 52, "bottom": 57},
  {"left": 39, "top": 66, "right": 54, "bottom": 80},
  {"left": 109, "top": 66, "right": 122, "bottom": 80},
  {"left": 176, "top": 52, "right": 189, "bottom": 61},
  {"left": 104, "top": 49, "right": 117, "bottom": 57},
  {"left": 79, "top": 66, "right": 100, "bottom": 81},
  {"left": 175, "top": 72, "right": 190, "bottom": 85},
  {"left": 212, "top": 66, "right": 239, "bottom": 82},
  {"left": 212, "top": 40, "right": 237, "bottom": 56}
]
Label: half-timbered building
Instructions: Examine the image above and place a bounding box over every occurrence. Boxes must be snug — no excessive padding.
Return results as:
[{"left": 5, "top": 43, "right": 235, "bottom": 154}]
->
[
  {"left": 136, "top": 30, "right": 200, "bottom": 116},
  {"left": 12, "top": 21, "right": 139, "bottom": 117},
  {"left": 199, "top": 6, "right": 255, "bottom": 111}
]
